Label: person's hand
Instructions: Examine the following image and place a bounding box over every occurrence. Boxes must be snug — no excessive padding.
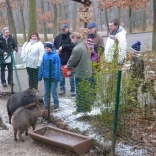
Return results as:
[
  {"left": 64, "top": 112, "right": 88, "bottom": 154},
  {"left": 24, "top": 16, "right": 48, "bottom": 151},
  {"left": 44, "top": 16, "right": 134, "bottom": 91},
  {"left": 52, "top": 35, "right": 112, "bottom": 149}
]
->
[
  {"left": 59, "top": 46, "right": 62, "bottom": 52},
  {"left": 3, "top": 52, "right": 8, "bottom": 56},
  {"left": 56, "top": 50, "right": 60, "bottom": 55},
  {"left": 114, "top": 37, "right": 119, "bottom": 44},
  {"left": 13, "top": 51, "right": 17, "bottom": 54}
]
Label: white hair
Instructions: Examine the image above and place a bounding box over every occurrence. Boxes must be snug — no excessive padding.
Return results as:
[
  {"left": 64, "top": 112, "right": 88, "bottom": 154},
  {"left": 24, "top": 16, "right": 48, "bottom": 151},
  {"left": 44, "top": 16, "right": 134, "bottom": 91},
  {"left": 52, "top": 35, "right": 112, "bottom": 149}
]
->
[{"left": 2, "top": 27, "right": 9, "bottom": 33}]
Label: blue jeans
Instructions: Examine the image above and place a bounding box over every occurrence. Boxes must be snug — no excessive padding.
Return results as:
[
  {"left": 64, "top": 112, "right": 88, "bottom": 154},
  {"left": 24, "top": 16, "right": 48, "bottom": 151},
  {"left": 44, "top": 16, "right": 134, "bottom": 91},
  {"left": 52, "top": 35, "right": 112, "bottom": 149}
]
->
[
  {"left": 60, "top": 67, "right": 75, "bottom": 92},
  {"left": 44, "top": 79, "right": 59, "bottom": 107}
]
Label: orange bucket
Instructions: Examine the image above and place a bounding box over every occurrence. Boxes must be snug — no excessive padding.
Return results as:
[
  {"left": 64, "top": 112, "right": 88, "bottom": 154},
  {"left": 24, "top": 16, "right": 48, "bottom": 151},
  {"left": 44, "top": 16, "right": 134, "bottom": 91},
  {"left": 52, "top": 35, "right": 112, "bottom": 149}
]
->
[{"left": 61, "top": 65, "right": 72, "bottom": 78}]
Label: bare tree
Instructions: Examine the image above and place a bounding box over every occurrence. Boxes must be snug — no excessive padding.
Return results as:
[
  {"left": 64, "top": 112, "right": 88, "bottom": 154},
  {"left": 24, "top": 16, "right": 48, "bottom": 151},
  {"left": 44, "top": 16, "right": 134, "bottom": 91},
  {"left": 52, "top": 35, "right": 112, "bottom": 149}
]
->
[
  {"left": 129, "top": 7, "right": 132, "bottom": 33},
  {"left": 152, "top": 0, "right": 156, "bottom": 51},
  {"left": 18, "top": 0, "right": 27, "bottom": 41},
  {"left": 41, "top": 0, "right": 48, "bottom": 41},
  {"left": 28, "top": 0, "right": 37, "bottom": 37},
  {"left": 5, "top": 0, "right": 17, "bottom": 43}
]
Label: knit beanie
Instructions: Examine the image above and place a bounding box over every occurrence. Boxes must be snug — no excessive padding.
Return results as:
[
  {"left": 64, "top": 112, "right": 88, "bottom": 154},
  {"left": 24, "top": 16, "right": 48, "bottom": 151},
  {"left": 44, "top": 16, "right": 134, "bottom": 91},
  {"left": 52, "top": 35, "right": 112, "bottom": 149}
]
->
[
  {"left": 130, "top": 41, "right": 141, "bottom": 52},
  {"left": 86, "top": 38, "right": 94, "bottom": 50},
  {"left": 44, "top": 42, "right": 53, "bottom": 50}
]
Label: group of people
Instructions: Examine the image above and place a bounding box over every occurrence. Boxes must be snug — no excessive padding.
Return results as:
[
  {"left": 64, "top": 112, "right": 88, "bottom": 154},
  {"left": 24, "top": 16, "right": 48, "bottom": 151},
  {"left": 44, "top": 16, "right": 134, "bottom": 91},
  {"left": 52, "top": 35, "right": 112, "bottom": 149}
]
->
[{"left": 0, "top": 19, "right": 144, "bottom": 114}]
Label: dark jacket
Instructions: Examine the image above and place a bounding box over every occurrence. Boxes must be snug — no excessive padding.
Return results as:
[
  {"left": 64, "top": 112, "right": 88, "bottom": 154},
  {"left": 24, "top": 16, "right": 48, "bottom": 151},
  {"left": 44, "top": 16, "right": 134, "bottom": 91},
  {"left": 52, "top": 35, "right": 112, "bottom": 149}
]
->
[
  {"left": 54, "top": 31, "right": 74, "bottom": 65},
  {"left": 0, "top": 34, "right": 18, "bottom": 61},
  {"left": 131, "top": 55, "right": 144, "bottom": 79}
]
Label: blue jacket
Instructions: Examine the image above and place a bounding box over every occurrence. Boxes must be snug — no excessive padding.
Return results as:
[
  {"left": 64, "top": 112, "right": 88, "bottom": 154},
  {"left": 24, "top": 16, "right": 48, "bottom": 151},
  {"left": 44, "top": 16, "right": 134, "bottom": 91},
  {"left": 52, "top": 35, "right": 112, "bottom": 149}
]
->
[{"left": 38, "top": 49, "right": 61, "bottom": 82}]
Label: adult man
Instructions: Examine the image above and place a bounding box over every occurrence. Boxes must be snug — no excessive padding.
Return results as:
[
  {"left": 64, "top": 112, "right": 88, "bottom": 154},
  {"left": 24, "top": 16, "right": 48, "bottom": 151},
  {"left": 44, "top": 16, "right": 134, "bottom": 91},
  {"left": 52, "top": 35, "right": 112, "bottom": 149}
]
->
[
  {"left": 104, "top": 19, "right": 127, "bottom": 104},
  {"left": 0, "top": 27, "right": 18, "bottom": 87},
  {"left": 105, "top": 19, "right": 127, "bottom": 64},
  {"left": 54, "top": 24, "right": 75, "bottom": 96},
  {"left": 86, "top": 22, "right": 104, "bottom": 88},
  {"left": 86, "top": 22, "right": 104, "bottom": 54}
]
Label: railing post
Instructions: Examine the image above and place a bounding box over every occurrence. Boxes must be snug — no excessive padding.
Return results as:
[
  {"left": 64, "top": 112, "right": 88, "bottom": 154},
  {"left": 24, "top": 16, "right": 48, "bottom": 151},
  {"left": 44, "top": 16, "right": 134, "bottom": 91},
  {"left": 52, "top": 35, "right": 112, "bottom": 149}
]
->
[
  {"left": 48, "top": 59, "right": 52, "bottom": 123},
  {"left": 111, "top": 69, "right": 122, "bottom": 156},
  {"left": 11, "top": 47, "right": 21, "bottom": 93}
]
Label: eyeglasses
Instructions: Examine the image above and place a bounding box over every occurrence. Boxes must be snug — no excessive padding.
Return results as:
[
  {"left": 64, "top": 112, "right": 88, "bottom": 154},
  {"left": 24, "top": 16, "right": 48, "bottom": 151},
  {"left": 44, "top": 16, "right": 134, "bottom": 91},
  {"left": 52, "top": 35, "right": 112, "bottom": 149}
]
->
[{"left": 61, "top": 29, "right": 65, "bottom": 30}]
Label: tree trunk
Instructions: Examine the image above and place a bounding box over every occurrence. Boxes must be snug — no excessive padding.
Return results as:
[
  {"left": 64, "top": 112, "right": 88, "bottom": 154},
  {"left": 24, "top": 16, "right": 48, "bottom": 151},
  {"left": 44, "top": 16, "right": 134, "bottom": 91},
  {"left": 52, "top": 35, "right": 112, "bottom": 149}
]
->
[
  {"left": 99, "top": 10, "right": 103, "bottom": 31},
  {"left": 63, "top": 0, "right": 69, "bottom": 20},
  {"left": 142, "top": 9, "right": 146, "bottom": 31},
  {"left": 53, "top": 4, "right": 57, "bottom": 38},
  {"left": 58, "top": 3, "right": 62, "bottom": 34},
  {"left": 5, "top": 0, "right": 17, "bottom": 43},
  {"left": 41, "top": 0, "right": 48, "bottom": 42},
  {"left": 72, "top": 2, "right": 77, "bottom": 31},
  {"left": 92, "top": 1, "right": 96, "bottom": 23},
  {"left": 118, "top": 7, "right": 121, "bottom": 24},
  {"left": 18, "top": 0, "right": 27, "bottom": 42},
  {"left": 152, "top": 0, "right": 156, "bottom": 51},
  {"left": 129, "top": 7, "right": 132, "bottom": 33},
  {"left": 105, "top": 9, "right": 109, "bottom": 35},
  {"left": 28, "top": 0, "right": 37, "bottom": 38}
]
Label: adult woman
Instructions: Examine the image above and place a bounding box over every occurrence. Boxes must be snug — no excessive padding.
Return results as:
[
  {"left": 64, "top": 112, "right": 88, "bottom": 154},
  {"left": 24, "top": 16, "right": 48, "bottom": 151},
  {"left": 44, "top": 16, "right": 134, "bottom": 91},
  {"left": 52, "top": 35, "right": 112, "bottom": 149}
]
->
[
  {"left": 21, "top": 32, "right": 44, "bottom": 89},
  {"left": 66, "top": 32, "right": 92, "bottom": 114}
]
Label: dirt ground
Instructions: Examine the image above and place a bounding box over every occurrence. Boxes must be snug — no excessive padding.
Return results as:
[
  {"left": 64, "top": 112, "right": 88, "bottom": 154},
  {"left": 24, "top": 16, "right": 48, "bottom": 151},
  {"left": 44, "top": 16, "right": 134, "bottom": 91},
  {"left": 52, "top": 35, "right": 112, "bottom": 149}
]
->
[{"left": 0, "top": 98, "right": 79, "bottom": 156}]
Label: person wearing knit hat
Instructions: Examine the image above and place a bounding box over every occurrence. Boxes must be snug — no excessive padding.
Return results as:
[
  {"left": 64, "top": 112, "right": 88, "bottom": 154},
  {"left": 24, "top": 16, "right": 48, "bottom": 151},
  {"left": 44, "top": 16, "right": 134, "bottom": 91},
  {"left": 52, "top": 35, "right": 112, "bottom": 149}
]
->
[
  {"left": 127, "top": 41, "right": 144, "bottom": 105},
  {"left": 44, "top": 42, "right": 53, "bottom": 50},
  {"left": 38, "top": 41, "right": 61, "bottom": 109},
  {"left": 130, "top": 41, "right": 141, "bottom": 53}
]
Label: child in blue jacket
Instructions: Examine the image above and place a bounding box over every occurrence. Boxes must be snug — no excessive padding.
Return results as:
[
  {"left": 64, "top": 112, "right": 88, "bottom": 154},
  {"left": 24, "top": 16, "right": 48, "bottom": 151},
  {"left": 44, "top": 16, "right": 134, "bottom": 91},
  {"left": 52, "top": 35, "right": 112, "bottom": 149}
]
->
[{"left": 38, "top": 42, "right": 61, "bottom": 109}]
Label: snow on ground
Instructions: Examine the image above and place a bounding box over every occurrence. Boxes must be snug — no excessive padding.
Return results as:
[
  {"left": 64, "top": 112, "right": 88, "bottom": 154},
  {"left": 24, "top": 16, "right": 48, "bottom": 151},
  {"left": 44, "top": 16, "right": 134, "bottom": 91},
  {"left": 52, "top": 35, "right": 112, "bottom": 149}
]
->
[
  {"left": 116, "top": 143, "right": 147, "bottom": 156},
  {"left": 52, "top": 97, "right": 147, "bottom": 155}
]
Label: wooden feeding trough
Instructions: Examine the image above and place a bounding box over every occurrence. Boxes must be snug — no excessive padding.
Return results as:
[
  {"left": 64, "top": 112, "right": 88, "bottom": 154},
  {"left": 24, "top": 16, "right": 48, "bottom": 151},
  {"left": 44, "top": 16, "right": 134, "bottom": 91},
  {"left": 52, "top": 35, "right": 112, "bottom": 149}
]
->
[{"left": 29, "top": 126, "right": 92, "bottom": 154}]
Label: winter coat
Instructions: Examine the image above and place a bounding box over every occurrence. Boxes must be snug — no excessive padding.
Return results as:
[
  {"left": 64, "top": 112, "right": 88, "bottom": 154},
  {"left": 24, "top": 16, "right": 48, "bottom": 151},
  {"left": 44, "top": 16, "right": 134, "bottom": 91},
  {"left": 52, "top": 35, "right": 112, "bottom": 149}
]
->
[
  {"left": 0, "top": 34, "right": 18, "bottom": 61},
  {"left": 104, "top": 26, "right": 127, "bottom": 64},
  {"left": 86, "top": 31, "right": 104, "bottom": 53},
  {"left": 54, "top": 31, "right": 74, "bottom": 65},
  {"left": 21, "top": 41, "right": 44, "bottom": 68},
  {"left": 131, "top": 55, "right": 144, "bottom": 79},
  {"left": 38, "top": 49, "right": 61, "bottom": 82},
  {"left": 66, "top": 39, "right": 92, "bottom": 78}
]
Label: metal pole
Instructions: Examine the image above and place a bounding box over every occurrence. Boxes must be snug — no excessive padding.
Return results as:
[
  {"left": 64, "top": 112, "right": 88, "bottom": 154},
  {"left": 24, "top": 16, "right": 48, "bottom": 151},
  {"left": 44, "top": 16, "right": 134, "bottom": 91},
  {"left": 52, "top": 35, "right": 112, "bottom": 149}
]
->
[
  {"left": 12, "top": 53, "right": 21, "bottom": 92},
  {"left": 10, "top": 47, "right": 21, "bottom": 93},
  {"left": 10, "top": 51, "right": 14, "bottom": 94},
  {"left": 111, "top": 70, "right": 122, "bottom": 156},
  {"left": 48, "top": 59, "right": 52, "bottom": 123}
]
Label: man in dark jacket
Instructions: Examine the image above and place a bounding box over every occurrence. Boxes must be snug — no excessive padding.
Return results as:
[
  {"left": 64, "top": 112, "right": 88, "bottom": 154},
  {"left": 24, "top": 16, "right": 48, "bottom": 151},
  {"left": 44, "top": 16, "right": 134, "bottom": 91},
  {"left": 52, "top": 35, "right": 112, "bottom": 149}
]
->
[
  {"left": 54, "top": 24, "right": 75, "bottom": 96},
  {"left": 0, "top": 27, "right": 18, "bottom": 87}
]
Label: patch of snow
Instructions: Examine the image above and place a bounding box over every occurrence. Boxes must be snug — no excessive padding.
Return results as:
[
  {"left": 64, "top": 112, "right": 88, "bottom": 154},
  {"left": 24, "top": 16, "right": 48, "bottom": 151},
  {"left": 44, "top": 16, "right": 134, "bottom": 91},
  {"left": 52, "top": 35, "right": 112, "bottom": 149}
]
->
[
  {"left": 116, "top": 142, "right": 147, "bottom": 156},
  {"left": 52, "top": 97, "right": 147, "bottom": 155}
]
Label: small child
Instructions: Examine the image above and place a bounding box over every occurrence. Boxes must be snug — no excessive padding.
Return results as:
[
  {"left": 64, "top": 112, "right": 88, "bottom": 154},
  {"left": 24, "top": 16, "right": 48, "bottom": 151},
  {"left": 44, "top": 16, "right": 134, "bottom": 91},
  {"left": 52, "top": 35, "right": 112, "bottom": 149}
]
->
[
  {"left": 128, "top": 41, "right": 144, "bottom": 103},
  {"left": 38, "top": 42, "right": 61, "bottom": 109},
  {"left": 130, "top": 41, "right": 144, "bottom": 79}
]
